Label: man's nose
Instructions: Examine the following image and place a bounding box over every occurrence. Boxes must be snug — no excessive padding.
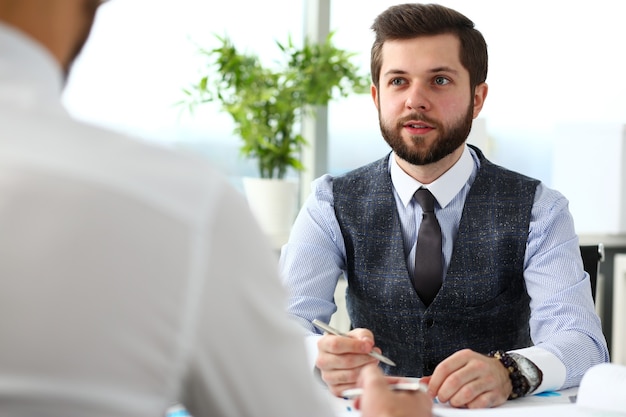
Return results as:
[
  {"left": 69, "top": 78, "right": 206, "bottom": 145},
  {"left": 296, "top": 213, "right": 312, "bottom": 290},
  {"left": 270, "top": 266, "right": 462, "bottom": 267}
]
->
[{"left": 405, "top": 83, "right": 431, "bottom": 111}]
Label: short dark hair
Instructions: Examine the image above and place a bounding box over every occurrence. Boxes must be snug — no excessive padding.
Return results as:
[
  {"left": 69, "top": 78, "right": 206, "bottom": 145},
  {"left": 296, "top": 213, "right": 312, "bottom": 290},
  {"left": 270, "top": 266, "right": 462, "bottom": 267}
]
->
[{"left": 370, "top": 3, "right": 488, "bottom": 91}]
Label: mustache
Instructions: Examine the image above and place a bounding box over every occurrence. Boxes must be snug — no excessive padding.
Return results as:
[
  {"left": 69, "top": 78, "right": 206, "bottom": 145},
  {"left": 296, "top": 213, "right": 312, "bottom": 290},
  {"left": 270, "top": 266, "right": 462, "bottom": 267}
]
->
[{"left": 397, "top": 113, "right": 439, "bottom": 128}]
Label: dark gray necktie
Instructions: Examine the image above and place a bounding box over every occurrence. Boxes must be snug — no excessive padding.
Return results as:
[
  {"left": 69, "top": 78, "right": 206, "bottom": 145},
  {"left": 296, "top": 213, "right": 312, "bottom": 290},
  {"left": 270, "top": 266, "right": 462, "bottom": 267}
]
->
[{"left": 413, "top": 188, "right": 442, "bottom": 306}]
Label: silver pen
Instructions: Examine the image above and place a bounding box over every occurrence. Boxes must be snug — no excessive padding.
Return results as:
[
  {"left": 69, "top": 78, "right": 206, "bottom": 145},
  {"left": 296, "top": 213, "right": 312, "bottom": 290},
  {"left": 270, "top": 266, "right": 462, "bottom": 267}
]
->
[
  {"left": 341, "top": 381, "right": 429, "bottom": 399},
  {"left": 311, "top": 319, "right": 396, "bottom": 367}
]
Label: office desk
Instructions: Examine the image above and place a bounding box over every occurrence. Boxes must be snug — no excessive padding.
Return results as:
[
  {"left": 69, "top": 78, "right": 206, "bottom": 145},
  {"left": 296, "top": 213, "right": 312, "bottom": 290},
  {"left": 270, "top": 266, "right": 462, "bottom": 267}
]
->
[{"left": 328, "top": 387, "right": 580, "bottom": 417}]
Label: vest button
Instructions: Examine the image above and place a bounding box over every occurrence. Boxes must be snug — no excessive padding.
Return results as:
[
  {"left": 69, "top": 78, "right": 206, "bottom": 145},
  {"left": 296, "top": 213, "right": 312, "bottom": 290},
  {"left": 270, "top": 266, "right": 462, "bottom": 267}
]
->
[{"left": 425, "top": 318, "right": 434, "bottom": 328}]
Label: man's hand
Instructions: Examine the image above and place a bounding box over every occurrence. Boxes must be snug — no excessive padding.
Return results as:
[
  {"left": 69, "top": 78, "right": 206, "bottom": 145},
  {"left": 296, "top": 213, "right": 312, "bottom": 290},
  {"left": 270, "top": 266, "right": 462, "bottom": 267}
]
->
[
  {"left": 425, "top": 349, "right": 511, "bottom": 408},
  {"left": 356, "top": 364, "right": 433, "bottom": 417},
  {"left": 315, "top": 328, "right": 380, "bottom": 396}
]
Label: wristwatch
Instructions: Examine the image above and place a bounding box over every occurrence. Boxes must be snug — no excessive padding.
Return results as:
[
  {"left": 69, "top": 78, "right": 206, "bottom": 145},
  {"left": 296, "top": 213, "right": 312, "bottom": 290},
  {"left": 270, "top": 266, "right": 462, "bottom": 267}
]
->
[{"left": 508, "top": 352, "right": 543, "bottom": 394}]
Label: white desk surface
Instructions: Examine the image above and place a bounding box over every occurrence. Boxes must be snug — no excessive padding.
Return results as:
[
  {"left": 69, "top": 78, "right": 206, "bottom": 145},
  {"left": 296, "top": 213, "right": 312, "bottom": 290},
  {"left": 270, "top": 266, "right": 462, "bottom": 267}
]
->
[{"left": 328, "top": 387, "right": 582, "bottom": 417}]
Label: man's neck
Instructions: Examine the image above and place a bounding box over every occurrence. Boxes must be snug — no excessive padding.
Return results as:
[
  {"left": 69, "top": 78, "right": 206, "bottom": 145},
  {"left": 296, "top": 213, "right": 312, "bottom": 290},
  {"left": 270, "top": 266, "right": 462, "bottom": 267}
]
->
[{"left": 394, "top": 144, "right": 465, "bottom": 184}]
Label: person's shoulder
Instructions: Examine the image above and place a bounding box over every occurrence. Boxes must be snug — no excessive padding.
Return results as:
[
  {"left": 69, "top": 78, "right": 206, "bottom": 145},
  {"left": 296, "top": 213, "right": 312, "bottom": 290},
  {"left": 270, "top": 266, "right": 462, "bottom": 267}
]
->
[
  {"left": 307, "top": 155, "right": 391, "bottom": 205},
  {"left": 74, "top": 118, "right": 221, "bottom": 180},
  {"left": 44, "top": 114, "right": 233, "bottom": 210},
  {"left": 339, "top": 154, "right": 391, "bottom": 178},
  {"left": 3, "top": 102, "right": 237, "bottom": 226},
  {"left": 479, "top": 155, "right": 567, "bottom": 206},
  {"left": 533, "top": 182, "right": 569, "bottom": 210},
  {"left": 469, "top": 145, "right": 533, "bottom": 180},
  {"left": 327, "top": 154, "right": 391, "bottom": 192}
]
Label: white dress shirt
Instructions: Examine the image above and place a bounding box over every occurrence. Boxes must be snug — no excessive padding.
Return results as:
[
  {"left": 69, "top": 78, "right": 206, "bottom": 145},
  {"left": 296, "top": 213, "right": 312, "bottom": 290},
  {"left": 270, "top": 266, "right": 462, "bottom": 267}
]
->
[
  {"left": 281, "top": 144, "right": 609, "bottom": 393},
  {"left": 0, "top": 22, "right": 334, "bottom": 417}
]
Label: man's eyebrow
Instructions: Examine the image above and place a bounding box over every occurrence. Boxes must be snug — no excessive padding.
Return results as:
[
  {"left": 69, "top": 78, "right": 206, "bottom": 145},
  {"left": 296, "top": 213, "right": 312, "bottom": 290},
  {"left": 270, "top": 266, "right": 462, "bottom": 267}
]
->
[
  {"left": 429, "top": 66, "right": 460, "bottom": 75},
  {"left": 382, "top": 66, "right": 461, "bottom": 78},
  {"left": 382, "top": 69, "right": 409, "bottom": 78}
]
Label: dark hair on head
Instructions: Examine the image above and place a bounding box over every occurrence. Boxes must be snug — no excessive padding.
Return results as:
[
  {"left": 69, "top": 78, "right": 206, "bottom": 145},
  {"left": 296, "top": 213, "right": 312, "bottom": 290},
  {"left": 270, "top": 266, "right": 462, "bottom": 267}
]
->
[{"left": 370, "top": 3, "right": 488, "bottom": 91}]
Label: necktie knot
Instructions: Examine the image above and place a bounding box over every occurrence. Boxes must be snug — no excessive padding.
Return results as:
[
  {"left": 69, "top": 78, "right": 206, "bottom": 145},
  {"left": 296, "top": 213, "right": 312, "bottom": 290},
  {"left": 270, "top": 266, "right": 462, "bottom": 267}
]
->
[{"left": 414, "top": 188, "right": 436, "bottom": 212}]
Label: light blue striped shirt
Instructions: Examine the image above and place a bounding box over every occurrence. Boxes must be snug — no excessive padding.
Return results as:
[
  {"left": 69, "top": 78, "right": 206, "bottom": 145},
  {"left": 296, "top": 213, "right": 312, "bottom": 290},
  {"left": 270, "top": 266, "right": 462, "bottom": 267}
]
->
[{"left": 279, "top": 145, "right": 609, "bottom": 391}]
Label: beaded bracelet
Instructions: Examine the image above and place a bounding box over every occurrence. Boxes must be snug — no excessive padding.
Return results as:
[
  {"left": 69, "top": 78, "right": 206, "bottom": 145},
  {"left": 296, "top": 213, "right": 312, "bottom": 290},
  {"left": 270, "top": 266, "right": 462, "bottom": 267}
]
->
[{"left": 488, "top": 350, "right": 530, "bottom": 399}]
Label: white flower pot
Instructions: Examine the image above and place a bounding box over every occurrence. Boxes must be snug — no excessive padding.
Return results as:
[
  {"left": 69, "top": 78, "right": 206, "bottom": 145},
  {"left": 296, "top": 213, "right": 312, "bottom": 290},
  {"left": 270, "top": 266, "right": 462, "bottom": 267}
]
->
[{"left": 242, "top": 177, "right": 299, "bottom": 249}]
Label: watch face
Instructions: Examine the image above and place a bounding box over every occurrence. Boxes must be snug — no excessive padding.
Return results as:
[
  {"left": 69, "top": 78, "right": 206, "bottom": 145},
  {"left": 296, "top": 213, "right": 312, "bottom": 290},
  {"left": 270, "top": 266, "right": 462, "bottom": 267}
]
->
[{"left": 510, "top": 353, "right": 542, "bottom": 389}]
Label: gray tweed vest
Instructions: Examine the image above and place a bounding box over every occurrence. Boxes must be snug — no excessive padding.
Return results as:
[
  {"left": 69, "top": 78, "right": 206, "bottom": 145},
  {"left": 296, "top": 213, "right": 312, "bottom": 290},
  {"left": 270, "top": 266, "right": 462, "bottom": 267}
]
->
[{"left": 333, "top": 146, "right": 539, "bottom": 377}]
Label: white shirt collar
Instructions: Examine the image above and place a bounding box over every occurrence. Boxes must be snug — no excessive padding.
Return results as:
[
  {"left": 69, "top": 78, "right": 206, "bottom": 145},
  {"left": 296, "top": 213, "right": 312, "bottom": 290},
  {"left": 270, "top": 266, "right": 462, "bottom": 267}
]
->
[
  {"left": 0, "top": 21, "right": 64, "bottom": 112},
  {"left": 390, "top": 145, "right": 475, "bottom": 208}
]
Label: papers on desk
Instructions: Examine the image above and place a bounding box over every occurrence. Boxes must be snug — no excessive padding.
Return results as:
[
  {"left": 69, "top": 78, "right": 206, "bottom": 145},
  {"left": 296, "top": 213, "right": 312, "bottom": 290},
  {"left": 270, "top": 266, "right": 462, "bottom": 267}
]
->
[
  {"left": 328, "top": 363, "right": 626, "bottom": 417},
  {"left": 430, "top": 389, "right": 577, "bottom": 417},
  {"left": 577, "top": 362, "right": 626, "bottom": 415},
  {"left": 329, "top": 386, "right": 578, "bottom": 417}
]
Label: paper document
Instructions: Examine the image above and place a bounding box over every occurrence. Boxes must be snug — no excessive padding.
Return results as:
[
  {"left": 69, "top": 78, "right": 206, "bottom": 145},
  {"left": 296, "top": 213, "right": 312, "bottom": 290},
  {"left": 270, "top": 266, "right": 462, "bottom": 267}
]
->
[
  {"left": 329, "top": 363, "right": 626, "bottom": 417},
  {"left": 576, "top": 362, "right": 626, "bottom": 415}
]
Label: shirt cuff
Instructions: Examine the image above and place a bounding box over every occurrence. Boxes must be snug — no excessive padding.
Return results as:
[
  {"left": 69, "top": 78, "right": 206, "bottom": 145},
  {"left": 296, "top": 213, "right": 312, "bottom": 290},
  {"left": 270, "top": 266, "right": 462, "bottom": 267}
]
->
[{"left": 509, "top": 346, "right": 566, "bottom": 393}]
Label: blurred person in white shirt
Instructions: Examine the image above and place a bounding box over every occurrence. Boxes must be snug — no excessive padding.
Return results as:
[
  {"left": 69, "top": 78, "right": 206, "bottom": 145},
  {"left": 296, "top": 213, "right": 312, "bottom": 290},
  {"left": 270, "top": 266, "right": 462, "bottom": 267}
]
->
[{"left": 0, "top": 1, "right": 432, "bottom": 417}]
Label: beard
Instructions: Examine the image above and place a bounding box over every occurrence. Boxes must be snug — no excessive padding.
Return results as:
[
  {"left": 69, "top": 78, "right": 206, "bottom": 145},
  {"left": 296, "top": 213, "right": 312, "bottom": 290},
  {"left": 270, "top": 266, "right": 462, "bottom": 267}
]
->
[{"left": 379, "top": 99, "right": 474, "bottom": 166}]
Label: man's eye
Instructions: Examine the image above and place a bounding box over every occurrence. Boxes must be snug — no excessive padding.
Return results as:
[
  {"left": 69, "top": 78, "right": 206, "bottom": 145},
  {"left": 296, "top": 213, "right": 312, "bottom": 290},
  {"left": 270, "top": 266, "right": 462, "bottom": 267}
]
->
[
  {"left": 434, "top": 77, "right": 450, "bottom": 86},
  {"left": 390, "top": 78, "right": 406, "bottom": 86}
]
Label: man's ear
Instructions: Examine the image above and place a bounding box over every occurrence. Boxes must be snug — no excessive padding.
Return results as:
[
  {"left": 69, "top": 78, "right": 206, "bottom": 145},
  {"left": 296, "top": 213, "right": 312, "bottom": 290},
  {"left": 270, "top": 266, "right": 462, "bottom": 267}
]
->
[
  {"left": 472, "top": 82, "right": 488, "bottom": 118},
  {"left": 371, "top": 84, "right": 380, "bottom": 110}
]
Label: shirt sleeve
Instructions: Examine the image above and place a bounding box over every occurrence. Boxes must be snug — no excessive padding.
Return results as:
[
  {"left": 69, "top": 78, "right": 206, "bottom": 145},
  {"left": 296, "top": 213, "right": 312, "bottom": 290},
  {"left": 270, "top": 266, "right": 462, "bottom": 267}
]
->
[
  {"left": 180, "top": 183, "right": 335, "bottom": 417},
  {"left": 278, "top": 174, "right": 347, "bottom": 334},
  {"left": 522, "top": 183, "right": 610, "bottom": 390}
]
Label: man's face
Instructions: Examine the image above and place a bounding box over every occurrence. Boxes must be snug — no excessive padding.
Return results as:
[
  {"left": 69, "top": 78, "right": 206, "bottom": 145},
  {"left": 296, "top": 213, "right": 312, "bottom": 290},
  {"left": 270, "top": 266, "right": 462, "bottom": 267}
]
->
[{"left": 371, "top": 34, "right": 486, "bottom": 166}]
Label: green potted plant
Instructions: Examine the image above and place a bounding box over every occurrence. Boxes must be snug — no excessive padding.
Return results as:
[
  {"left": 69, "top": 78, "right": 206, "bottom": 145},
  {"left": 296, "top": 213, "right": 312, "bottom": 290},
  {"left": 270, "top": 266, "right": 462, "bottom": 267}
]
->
[
  {"left": 178, "top": 32, "right": 369, "bottom": 246},
  {"left": 179, "top": 32, "right": 369, "bottom": 179}
]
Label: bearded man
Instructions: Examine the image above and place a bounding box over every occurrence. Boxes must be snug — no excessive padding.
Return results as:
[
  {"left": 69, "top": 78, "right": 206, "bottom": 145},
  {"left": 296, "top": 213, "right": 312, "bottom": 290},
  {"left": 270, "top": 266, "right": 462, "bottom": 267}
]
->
[{"left": 279, "top": 2, "right": 609, "bottom": 410}]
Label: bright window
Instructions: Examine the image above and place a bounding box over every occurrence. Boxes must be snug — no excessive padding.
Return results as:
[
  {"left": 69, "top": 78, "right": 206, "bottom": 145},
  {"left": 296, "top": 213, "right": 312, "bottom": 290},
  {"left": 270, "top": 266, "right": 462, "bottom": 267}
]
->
[{"left": 64, "top": 0, "right": 626, "bottom": 188}]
